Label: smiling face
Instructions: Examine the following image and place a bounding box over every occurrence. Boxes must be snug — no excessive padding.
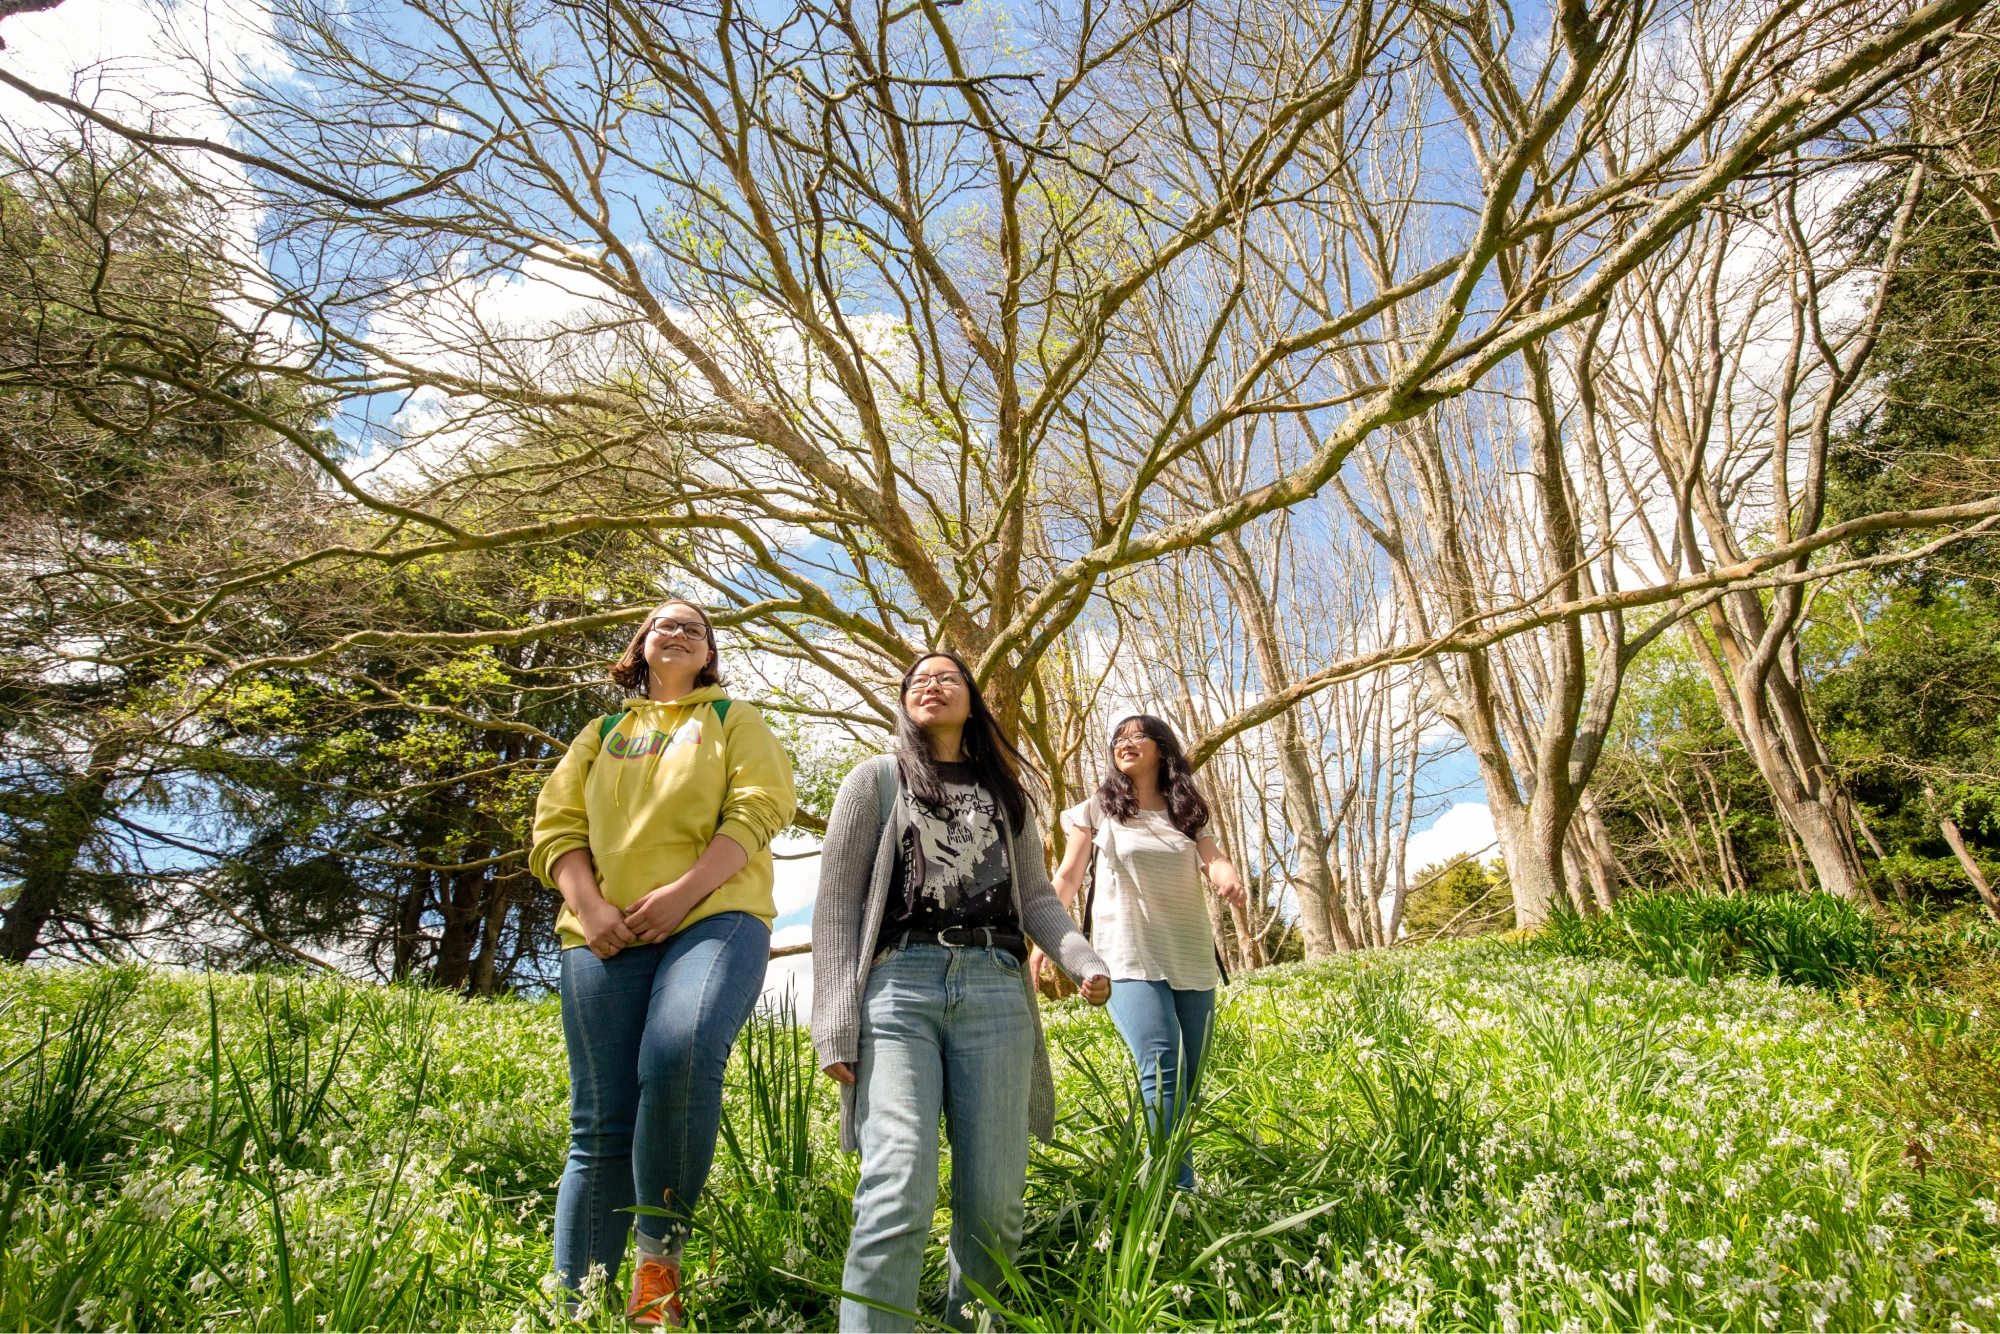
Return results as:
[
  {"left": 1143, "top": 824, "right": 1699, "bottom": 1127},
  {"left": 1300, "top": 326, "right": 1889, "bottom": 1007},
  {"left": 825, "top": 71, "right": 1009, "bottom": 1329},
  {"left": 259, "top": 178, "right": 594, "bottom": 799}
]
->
[
  {"left": 640, "top": 602, "right": 712, "bottom": 688},
  {"left": 902, "top": 654, "right": 971, "bottom": 733},
  {"left": 1112, "top": 719, "right": 1160, "bottom": 781}
]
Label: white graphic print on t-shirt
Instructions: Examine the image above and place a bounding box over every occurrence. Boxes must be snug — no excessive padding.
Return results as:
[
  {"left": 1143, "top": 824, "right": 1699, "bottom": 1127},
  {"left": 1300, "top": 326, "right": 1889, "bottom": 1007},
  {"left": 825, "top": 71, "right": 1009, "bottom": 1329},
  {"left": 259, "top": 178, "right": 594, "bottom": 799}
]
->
[{"left": 906, "top": 781, "right": 1007, "bottom": 910}]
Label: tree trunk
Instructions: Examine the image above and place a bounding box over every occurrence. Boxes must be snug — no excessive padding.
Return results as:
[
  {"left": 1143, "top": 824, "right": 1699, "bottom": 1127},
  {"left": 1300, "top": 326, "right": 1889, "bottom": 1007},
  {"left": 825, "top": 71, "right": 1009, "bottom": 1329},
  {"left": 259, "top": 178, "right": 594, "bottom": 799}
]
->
[
  {"left": 1850, "top": 801, "right": 1910, "bottom": 906},
  {"left": 1938, "top": 815, "right": 2000, "bottom": 926},
  {"left": 393, "top": 869, "right": 430, "bottom": 981},
  {"left": 1784, "top": 793, "right": 1875, "bottom": 904},
  {"left": 1230, "top": 897, "right": 1263, "bottom": 970},
  {"left": 1575, "top": 796, "right": 1623, "bottom": 911},
  {"left": 1214, "top": 532, "right": 1352, "bottom": 956},
  {"left": 468, "top": 876, "right": 515, "bottom": 995},
  {"left": 431, "top": 862, "right": 489, "bottom": 990},
  {"left": 1562, "top": 832, "right": 1602, "bottom": 916},
  {"left": 1383, "top": 726, "right": 1423, "bottom": 941},
  {"left": 0, "top": 759, "right": 116, "bottom": 962},
  {"left": 1490, "top": 794, "right": 1568, "bottom": 930},
  {"left": 1740, "top": 703, "right": 1874, "bottom": 907}
]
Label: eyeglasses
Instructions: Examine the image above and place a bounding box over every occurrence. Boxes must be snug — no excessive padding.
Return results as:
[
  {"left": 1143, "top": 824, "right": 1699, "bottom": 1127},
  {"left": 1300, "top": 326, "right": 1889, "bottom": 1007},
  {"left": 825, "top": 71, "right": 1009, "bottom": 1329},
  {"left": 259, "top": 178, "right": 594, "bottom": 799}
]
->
[
  {"left": 905, "top": 671, "right": 966, "bottom": 693},
  {"left": 648, "top": 618, "right": 708, "bottom": 642}
]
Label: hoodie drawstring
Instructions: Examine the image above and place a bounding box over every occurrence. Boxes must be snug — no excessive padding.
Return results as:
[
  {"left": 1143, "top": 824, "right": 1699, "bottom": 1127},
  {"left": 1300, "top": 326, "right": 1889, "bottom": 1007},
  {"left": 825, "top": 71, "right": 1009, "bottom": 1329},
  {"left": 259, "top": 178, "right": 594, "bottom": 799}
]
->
[{"left": 611, "top": 698, "right": 703, "bottom": 810}]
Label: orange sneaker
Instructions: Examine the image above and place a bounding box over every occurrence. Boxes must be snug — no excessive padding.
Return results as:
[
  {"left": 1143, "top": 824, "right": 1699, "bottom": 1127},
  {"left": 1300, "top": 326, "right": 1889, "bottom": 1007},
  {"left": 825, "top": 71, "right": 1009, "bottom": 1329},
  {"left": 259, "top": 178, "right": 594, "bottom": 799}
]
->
[{"left": 626, "top": 1253, "right": 684, "bottom": 1329}]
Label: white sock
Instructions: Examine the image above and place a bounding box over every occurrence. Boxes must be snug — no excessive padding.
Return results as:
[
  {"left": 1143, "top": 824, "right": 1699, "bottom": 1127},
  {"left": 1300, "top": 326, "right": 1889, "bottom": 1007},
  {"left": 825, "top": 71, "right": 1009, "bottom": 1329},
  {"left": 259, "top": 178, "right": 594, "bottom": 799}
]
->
[{"left": 634, "top": 1230, "right": 684, "bottom": 1264}]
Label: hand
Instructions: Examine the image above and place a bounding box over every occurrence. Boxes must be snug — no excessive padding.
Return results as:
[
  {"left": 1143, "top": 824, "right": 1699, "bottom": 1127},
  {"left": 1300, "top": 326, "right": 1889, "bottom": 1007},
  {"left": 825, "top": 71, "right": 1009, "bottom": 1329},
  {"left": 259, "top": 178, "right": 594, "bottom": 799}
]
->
[
  {"left": 623, "top": 883, "right": 692, "bottom": 944},
  {"left": 577, "top": 895, "right": 638, "bottom": 960},
  {"left": 1028, "top": 946, "right": 1054, "bottom": 987},
  {"left": 1079, "top": 974, "right": 1111, "bottom": 1006},
  {"left": 823, "top": 1061, "right": 855, "bottom": 1086},
  {"left": 1215, "top": 875, "right": 1248, "bottom": 910}
]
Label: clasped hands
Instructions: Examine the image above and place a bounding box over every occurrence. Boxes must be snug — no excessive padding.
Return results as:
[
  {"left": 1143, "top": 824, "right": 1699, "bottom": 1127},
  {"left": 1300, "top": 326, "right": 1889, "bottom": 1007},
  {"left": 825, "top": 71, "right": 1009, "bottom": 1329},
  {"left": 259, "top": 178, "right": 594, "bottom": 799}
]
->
[{"left": 577, "top": 879, "right": 693, "bottom": 959}]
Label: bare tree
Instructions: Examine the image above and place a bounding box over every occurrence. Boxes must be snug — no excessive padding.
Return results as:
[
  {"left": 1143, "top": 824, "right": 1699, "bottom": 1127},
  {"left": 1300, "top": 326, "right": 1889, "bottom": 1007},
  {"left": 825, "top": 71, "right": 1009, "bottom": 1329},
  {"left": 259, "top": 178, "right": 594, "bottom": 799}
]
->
[
  {"left": 1153, "top": 0, "right": 1993, "bottom": 926},
  {"left": 0, "top": 0, "right": 1975, "bottom": 785},
  {"left": 1589, "top": 157, "right": 1935, "bottom": 904}
]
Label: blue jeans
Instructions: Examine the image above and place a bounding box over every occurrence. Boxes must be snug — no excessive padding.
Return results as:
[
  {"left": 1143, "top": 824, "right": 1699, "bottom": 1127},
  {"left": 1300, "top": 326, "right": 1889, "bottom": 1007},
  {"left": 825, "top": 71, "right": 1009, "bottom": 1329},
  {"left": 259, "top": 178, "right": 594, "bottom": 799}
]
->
[
  {"left": 840, "top": 944, "right": 1035, "bottom": 1333},
  {"left": 1106, "top": 980, "right": 1215, "bottom": 1190},
  {"left": 553, "top": 910, "right": 769, "bottom": 1295}
]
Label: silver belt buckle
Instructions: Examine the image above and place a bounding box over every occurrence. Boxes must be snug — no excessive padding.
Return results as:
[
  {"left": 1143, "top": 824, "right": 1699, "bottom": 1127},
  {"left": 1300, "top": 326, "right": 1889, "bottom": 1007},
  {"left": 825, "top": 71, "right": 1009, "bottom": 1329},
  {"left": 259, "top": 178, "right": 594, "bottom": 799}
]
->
[{"left": 935, "top": 929, "right": 954, "bottom": 948}]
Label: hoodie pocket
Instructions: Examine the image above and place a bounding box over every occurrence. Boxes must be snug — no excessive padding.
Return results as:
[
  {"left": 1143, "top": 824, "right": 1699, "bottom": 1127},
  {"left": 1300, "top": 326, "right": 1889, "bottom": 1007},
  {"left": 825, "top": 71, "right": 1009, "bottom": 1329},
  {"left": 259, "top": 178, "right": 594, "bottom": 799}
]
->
[{"left": 590, "top": 843, "right": 705, "bottom": 909}]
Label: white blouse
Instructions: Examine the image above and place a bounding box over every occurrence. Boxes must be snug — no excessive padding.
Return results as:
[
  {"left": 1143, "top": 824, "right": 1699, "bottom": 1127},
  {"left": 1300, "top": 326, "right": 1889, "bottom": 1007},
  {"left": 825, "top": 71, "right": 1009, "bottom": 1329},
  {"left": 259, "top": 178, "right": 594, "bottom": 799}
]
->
[{"left": 1061, "top": 796, "right": 1218, "bottom": 990}]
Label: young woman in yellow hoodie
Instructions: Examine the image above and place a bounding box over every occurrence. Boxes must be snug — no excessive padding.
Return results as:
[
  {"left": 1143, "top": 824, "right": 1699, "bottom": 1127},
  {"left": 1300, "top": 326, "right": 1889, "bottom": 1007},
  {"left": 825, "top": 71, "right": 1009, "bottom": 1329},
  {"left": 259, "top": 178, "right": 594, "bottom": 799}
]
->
[{"left": 531, "top": 601, "right": 796, "bottom": 1328}]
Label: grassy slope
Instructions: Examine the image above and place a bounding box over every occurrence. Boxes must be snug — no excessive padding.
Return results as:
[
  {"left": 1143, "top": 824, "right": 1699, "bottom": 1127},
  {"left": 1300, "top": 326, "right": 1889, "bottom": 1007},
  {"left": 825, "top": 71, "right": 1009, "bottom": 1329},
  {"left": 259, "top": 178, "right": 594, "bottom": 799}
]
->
[{"left": 1, "top": 943, "right": 1996, "bottom": 1332}]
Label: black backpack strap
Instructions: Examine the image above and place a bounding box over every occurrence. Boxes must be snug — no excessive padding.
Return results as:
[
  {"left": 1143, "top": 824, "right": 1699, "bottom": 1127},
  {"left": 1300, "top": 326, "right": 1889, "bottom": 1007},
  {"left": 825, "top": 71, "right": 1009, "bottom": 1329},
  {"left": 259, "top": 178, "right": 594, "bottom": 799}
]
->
[
  {"left": 597, "top": 710, "right": 629, "bottom": 743},
  {"left": 1080, "top": 843, "right": 1098, "bottom": 939}
]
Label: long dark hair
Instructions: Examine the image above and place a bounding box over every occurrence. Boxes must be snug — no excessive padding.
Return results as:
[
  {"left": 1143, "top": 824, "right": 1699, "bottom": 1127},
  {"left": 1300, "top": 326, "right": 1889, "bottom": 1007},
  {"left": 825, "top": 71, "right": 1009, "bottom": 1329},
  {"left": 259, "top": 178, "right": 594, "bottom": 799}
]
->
[
  {"left": 1097, "top": 714, "right": 1210, "bottom": 838},
  {"left": 894, "top": 650, "right": 1031, "bottom": 828},
  {"left": 610, "top": 601, "right": 723, "bottom": 696}
]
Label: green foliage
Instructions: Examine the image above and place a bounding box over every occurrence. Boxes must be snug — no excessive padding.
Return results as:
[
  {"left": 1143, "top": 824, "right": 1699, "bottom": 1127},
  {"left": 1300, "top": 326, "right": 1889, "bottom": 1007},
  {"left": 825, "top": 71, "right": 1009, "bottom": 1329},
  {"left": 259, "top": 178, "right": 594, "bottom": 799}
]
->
[
  {"left": 0, "top": 146, "right": 345, "bottom": 965},
  {"left": 223, "top": 978, "right": 361, "bottom": 1173},
  {"left": 1592, "top": 632, "right": 1803, "bottom": 897},
  {"left": 1831, "top": 136, "right": 2000, "bottom": 577},
  {"left": 1398, "top": 857, "right": 1513, "bottom": 940},
  {"left": 1537, "top": 891, "right": 1888, "bottom": 990},
  {"left": 1816, "top": 584, "right": 2000, "bottom": 906},
  {"left": 700, "top": 994, "right": 854, "bottom": 1330},
  {"left": 1814, "top": 85, "right": 2000, "bottom": 907},
  {"left": 1854, "top": 923, "right": 2000, "bottom": 1187},
  {"left": 2, "top": 950, "right": 1998, "bottom": 1331}
]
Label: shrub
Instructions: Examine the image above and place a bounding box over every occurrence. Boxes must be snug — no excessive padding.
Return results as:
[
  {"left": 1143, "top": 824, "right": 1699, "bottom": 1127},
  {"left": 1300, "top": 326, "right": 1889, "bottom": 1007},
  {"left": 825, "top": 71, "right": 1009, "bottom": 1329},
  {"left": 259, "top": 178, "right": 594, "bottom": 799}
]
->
[
  {"left": 1398, "top": 857, "right": 1513, "bottom": 941},
  {"left": 1856, "top": 918, "right": 2000, "bottom": 1186},
  {"left": 1536, "top": 890, "right": 1887, "bottom": 989}
]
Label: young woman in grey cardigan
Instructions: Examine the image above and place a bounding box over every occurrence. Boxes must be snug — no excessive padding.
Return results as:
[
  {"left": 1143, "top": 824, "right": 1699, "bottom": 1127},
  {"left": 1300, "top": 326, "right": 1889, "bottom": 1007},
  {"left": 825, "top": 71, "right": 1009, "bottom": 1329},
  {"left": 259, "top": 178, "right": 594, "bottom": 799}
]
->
[{"left": 812, "top": 651, "right": 1110, "bottom": 1333}]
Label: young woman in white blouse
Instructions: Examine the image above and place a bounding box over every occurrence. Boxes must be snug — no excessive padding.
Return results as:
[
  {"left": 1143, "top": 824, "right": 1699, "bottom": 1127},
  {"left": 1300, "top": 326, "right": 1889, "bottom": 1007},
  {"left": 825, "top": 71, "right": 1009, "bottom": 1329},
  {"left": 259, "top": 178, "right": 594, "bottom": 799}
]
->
[{"left": 1030, "top": 714, "right": 1246, "bottom": 1189}]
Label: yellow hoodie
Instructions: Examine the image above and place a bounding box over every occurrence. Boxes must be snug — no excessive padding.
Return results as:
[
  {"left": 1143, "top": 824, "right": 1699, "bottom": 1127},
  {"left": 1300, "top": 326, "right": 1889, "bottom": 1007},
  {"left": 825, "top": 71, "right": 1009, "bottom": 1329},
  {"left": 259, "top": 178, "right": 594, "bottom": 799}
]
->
[{"left": 530, "top": 686, "right": 798, "bottom": 950}]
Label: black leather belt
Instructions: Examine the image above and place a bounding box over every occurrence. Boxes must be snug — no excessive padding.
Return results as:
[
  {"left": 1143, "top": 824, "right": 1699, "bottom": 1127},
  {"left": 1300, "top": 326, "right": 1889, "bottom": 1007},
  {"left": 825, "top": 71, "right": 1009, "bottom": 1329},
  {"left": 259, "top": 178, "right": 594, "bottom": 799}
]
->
[{"left": 889, "top": 926, "right": 1028, "bottom": 957}]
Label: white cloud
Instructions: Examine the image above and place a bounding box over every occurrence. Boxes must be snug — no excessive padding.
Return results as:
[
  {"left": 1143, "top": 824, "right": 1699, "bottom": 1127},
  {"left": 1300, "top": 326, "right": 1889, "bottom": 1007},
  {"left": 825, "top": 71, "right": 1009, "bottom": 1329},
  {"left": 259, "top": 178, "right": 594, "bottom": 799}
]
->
[
  {"left": 1403, "top": 802, "right": 1497, "bottom": 878},
  {"left": 1, "top": 0, "right": 284, "bottom": 145},
  {"left": 771, "top": 833, "right": 821, "bottom": 918},
  {"left": 762, "top": 848, "right": 819, "bottom": 1022}
]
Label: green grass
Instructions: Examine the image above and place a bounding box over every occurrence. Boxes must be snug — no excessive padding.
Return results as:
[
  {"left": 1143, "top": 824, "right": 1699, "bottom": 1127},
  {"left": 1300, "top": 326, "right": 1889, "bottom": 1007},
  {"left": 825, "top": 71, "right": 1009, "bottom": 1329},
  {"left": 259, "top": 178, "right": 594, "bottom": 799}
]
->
[
  {"left": 1535, "top": 890, "right": 1892, "bottom": 989},
  {"left": 1, "top": 944, "right": 1997, "bottom": 1331}
]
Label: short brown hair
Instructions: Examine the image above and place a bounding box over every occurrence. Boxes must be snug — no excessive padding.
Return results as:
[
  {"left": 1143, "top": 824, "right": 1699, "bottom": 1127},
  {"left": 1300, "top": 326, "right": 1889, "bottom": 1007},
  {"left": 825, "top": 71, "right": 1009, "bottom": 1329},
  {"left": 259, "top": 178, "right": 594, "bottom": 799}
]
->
[{"left": 611, "top": 601, "right": 723, "bottom": 696}]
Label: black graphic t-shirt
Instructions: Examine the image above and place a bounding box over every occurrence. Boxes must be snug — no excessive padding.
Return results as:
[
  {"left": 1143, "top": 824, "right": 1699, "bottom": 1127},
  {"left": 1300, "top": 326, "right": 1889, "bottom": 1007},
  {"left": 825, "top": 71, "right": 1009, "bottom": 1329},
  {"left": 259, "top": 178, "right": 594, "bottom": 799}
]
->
[{"left": 874, "top": 761, "right": 1021, "bottom": 955}]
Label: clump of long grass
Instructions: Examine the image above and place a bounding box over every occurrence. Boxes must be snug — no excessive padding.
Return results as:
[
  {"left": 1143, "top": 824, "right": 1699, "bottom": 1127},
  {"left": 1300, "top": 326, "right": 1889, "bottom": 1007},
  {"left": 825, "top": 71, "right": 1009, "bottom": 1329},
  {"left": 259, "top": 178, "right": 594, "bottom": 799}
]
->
[
  {"left": 697, "top": 990, "right": 853, "bottom": 1331},
  {"left": 0, "top": 969, "right": 534, "bottom": 1333},
  {"left": 1537, "top": 889, "right": 1888, "bottom": 988},
  {"left": 0, "top": 970, "right": 142, "bottom": 1173}
]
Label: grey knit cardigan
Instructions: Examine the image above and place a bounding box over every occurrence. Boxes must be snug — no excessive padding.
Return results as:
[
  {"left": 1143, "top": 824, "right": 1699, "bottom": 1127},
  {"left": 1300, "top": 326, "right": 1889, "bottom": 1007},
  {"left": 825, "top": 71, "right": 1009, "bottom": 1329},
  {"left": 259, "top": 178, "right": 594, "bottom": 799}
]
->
[{"left": 810, "top": 755, "right": 1109, "bottom": 1153}]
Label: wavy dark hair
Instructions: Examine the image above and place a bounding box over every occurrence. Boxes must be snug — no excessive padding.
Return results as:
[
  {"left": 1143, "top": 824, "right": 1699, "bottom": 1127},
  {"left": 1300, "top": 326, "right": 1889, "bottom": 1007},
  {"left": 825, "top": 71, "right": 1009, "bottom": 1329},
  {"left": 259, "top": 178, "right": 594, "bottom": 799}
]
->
[
  {"left": 1097, "top": 714, "right": 1210, "bottom": 838},
  {"left": 895, "top": 650, "right": 1031, "bottom": 828},
  {"left": 609, "top": 601, "right": 723, "bottom": 696}
]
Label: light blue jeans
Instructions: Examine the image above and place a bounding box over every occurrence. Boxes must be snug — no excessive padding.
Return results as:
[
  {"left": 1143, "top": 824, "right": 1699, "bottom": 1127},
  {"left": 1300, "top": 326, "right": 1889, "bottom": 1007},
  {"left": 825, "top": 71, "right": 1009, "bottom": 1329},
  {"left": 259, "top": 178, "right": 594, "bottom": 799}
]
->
[
  {"left": 840, "top": 943, "right": 1035, "bottom": 1333},
  {"left": 552, "top": 910, "right": 770, "bottom": 1296},
  {"left": 1106, "top": 979, "right": 1216, "bottom": 1190}
]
